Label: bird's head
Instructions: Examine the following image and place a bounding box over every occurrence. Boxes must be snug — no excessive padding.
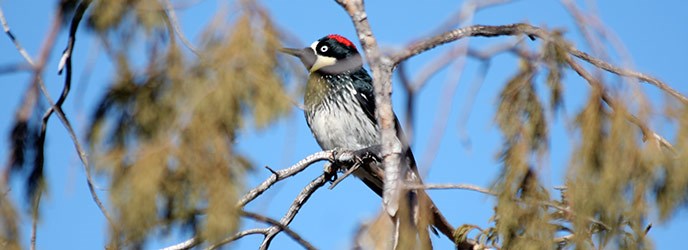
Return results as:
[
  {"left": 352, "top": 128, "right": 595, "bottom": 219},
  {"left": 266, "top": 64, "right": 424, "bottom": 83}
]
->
[{"left": 281, "top": 34, "right": 363, "bottom": 74}]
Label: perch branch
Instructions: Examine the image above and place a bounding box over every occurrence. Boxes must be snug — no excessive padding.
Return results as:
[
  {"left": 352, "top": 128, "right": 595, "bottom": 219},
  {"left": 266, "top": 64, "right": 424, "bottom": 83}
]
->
[
  {"left": 242, "top": 211, "right": 317, "bottom": 250},
  {"left": 258, "top": 174, "right": 328, "bottom": 250},
  {"left": 238, "top": 150, "right": 334, "bottom": 206},
  {"left": 168, "top": 149, "right": 344, "bottom": 250},
  {"left": 336, "top": 0, "right": 404, "bottom": 224}
]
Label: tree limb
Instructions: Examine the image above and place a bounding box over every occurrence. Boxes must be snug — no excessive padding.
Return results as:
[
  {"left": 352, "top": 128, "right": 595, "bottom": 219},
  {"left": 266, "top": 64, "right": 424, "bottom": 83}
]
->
[
  {"left": 258, "top": 174, "right": 328, "bottom": 250},
  {"left": 390, "top": 23, "right": 686, "bottom": 105},
  {"left": 238, "top": 150, "right": 334, "bottom": 206},
  {"left": 336, "top": 0, "right": 404, "bottom": 224}
]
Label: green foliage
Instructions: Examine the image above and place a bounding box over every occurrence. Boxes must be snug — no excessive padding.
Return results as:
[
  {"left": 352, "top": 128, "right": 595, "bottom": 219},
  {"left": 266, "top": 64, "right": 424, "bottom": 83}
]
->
[
  {"left": 4, "top": 2, "right": 688, "bottom": 249},
  {"left": 493, "top": 59, "right": 554, "bottom": 249},
  {"left": 566, "top": 89, "right": 653, "bottom": 249},
  {"left": 85, "top": 0, "right": 291, "bottom": 246},
  {"left": 483, "top": 34, "right": 688, "bottom": 249},
  {"left": 0, "top": 194, "right": 20, "bottom": 250},
  {"left": 88, "top": 0, "right": 165, "bottom": 32},
  {"left": 656, "top": 105, "right": 688, "bottom": 220},
  {"left": 542, "top": 31, "right": 567, "bottom": 112}
]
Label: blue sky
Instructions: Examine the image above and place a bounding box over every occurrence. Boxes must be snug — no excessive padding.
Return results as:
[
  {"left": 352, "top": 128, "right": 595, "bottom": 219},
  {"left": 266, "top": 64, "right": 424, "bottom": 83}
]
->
[{"left": 1, "top": 0, "right": 686, "bottom": 249}]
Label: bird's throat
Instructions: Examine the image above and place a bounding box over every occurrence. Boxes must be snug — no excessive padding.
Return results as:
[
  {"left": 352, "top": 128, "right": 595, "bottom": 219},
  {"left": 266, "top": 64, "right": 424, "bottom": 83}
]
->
[{"left": 304, "top": 73, "right": 332, "bottom": 110}]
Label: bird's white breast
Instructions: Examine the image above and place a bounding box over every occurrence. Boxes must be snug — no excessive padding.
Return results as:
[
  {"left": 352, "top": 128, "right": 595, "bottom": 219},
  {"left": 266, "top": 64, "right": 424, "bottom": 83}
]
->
[{"left": 306, "top": 85, "right": 379, "bottom": 151}]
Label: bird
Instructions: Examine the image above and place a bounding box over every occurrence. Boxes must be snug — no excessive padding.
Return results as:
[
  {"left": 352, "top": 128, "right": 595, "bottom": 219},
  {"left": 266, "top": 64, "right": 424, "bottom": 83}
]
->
[{"left": 281, "top": 34, "right": 456, "bottom": 248}]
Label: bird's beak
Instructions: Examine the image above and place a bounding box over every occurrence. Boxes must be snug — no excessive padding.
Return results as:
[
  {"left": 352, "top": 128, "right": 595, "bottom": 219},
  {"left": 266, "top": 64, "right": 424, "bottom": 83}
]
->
[
  {"left": 280, "top": 47, "right": 317, "bottom": 71},
  {"left": 279, "top": 47, "right": 304, "bottom": 57}
]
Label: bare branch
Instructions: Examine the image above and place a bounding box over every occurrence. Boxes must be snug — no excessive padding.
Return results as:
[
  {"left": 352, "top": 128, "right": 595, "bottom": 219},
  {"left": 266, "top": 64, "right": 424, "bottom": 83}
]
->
[
  {"left": 3, "top": 1, "right": 116, "bottom": 234},
  {"left": 388, "top": 23, "right": 687, "bottom": 106},
  {"left": 561, "top": 0, "right": 608, "bottom": 61},
  {"left": 161, "top": 0, "right": 201, "bottom": 56},
  {"left": 205, "top": 229, "right": 265, "bottom": 250},
  {"left": 336, "top": 0, "right": 404, "bottom": 223},
  {"left": 455, "top": 61, "right": 490, "bottom": 151},
  {"left": 0, "top": 8, "right": 35, "bottom": 66},
  {"left": 418, "top": 46, "right": 467, "bottom": 176},
  {"left": 167, "top": 149, "right": 345, "bottom": 249},
  {"left": 242, "top": 211, "right": 316, "bottom": 250},
  {"left": 259, "top": 174, "right": 328, "bottom": 249},
  {"left": 397, "top": 63, "right": 415, "bottom": 144},
  {"left": 407, "top": 183, "right": 495, "bottom": 196},
  {"left": 410, "top": 183, "right": 612, "bottom": 232},
  {"left": 328, "top": 162, "right": 359, "bottom": 190},
  {"left": 2, "top": 6, "right": 64, "bottom": 250},
  {"left": 428, "top": 0, "right": 513, "bottom": 35},
  {"left": 0, "top": 63, "right": 33, "bottom": 74},
  {"left": 160, "top": 237, "right": 198, "bottom": 250},
  {"left": 238, "top": 150, "right": 334, "bottom": 206},
  {"left": 565, "top": 56, "right": 676, "bottom": 153},
  {"left": 206, "top": 174, "right": 329, "bottom": 250},
  {"left": 567, "top": 48, "right": 687, "bottom": 105},
  {"left": 170, "top": 211, "right": 319, "bottom": 250}
]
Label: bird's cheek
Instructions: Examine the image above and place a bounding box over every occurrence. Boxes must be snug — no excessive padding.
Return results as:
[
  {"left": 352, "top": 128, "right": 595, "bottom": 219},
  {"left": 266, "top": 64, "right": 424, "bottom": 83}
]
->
[
  {"left": 300, "top": 48, "right": 317, "bottom": 70},
  {"left": 310, "top": 56, "right": 337, "bottom": 73}
]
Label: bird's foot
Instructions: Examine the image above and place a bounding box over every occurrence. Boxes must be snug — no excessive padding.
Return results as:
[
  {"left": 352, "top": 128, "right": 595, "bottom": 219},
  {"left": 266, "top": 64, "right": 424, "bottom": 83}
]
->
[
  {"left": 323, "top": 162, "right": 339, "bottom": 183},
  {"left": 330, "top": 145, "right": 381, "bottom": 165}
]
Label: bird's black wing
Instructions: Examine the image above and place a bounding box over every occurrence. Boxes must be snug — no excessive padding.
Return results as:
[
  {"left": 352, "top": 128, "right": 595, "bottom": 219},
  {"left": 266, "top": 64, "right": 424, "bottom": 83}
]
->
[
  {"left": 351, "top": 69, "right": 419, "bottom": 173},
  {"left": 351, "top": 69, "right": 377, "bottom": 126}
]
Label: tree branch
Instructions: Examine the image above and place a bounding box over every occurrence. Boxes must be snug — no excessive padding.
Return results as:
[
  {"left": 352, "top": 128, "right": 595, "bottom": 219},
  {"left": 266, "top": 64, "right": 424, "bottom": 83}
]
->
[
  {"left": 407, "top": 183, "right": 496, "bottom": 196},
  {"left": 390, "top": 23, "right": 686, "bottom": 105},
  {"left": 565, "top": 56, "right": 676, "bottom": 153},
  {"left": 336, "top": 0, "right": 404, "bottom": 223},
  {"left": 166, "top": 149, "right": 343, "bottom": 250},
  {"left": 258, "top": 174, "right": 328, "bottom": 250},
  {"left": 161, "top": 0, "right": 201, "bottom": 56},
  {"left": 238, "top": 150, "right": 334, "bottom": 206}
]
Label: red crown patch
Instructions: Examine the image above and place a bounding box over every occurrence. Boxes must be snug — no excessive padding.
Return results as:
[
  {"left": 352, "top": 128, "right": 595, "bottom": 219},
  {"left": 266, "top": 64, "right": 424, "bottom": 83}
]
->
[{"left": 327, "top": 34, "right": 356, "bottom": 49}]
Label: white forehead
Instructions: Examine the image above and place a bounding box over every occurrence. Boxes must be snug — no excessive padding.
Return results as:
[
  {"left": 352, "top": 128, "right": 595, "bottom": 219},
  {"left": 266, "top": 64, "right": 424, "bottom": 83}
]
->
[{"left": 310, "top": 41, "right": 319, "bottom": 50}]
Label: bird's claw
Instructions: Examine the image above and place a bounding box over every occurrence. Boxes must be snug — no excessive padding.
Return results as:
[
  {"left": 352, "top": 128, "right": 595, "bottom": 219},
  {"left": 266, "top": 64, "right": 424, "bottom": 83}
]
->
[{"left": 323, "top": 162, "right": 339, "bottom": 182}]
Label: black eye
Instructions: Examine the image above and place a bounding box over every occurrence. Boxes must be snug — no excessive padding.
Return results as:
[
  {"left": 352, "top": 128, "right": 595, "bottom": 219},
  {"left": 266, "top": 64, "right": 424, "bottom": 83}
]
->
[{"left": 319, "top": 45, "right": 329, "bottom": 53}]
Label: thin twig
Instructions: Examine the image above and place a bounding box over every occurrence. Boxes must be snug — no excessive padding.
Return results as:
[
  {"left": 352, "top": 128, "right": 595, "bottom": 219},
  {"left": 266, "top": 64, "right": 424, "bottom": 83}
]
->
[
  {"left": 565, "top": 56, "right": 676, "bottom": 153},
  {"left": 56, "top": 1, "right": 117, "bottom": 229},
  {"left": 561, "top": 0, "right": 608, "bottom": 61},
  {"left": 1, "top": 6, "right": 63, "bottom": 250},
  {"left": 161, "top": 0, "right": 201, "bottom": 56},
  {"left": 397, "top": 63, "right": 415, "bottom": 144},
  {"left": 242, "top": 211, "right": 317, "bottom": 250},
  {"left": 428, "top": 0, "right": 513, "bottom": 35},
  {"left": 410, "top": 183, "right": 611, "bottom": 231},
  {"left": 205, "top": 228, "right": 265, "bottom": 250},
  {"left": 160, "top": 237, "right": 198, "bottom": 250},
  {"left": 30, "top": 193, "right": 41, "bottom": 250},
  {"left": 259, "top": 174, "right": 329, "bottom": 249},
  {"left": 0, "top": 63, "right": 33, "bottom": 74},
  {"left": 328, "top": 161, "right": 358, "bottom": 190},
  {"left": 456, "top": 61, "right": 490, "bottom": 150},
  {"left": 0, "top": 8, "right": 35, "bottom": 65},
  {"left": 383, "top": 23, "right": 679, "bottom": 153},
  {"left": 407, "top": 183, "right": 495, "bottom": 196},
  {"left": 418, "top": 45, "right": 467, "bottom": 176},
  {"left": 410, "top": 44, "right": 466, "bottom": 92},
  {"left": 389, "top": 23, "right": 687, "bottom": 106},
  {"left": 167, "top": 150, "right": 339, "bottom": 250},
  {"left": 238, "top": 150, "right": 334, "bottom": 206},
  {"left": 4, "top": 0, "right": 115, "bottom": 232}
]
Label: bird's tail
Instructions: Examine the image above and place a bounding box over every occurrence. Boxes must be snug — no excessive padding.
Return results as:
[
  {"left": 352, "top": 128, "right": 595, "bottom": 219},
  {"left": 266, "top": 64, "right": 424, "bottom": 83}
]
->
[{"left": 416, "top": 189, "right": 454, "bottom": 240}]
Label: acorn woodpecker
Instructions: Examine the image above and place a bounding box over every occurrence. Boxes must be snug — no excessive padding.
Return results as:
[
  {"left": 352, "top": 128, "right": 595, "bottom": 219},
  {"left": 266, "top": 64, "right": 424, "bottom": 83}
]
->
[{"left": 281, "top": 34, "right": 454, "bottom": 243}]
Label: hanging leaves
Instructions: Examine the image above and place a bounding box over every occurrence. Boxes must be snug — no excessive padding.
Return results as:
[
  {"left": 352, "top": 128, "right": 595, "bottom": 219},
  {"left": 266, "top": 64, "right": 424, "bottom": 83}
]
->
[{"left": 86, "top": 1, "right": 290, "bottom": 246}]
